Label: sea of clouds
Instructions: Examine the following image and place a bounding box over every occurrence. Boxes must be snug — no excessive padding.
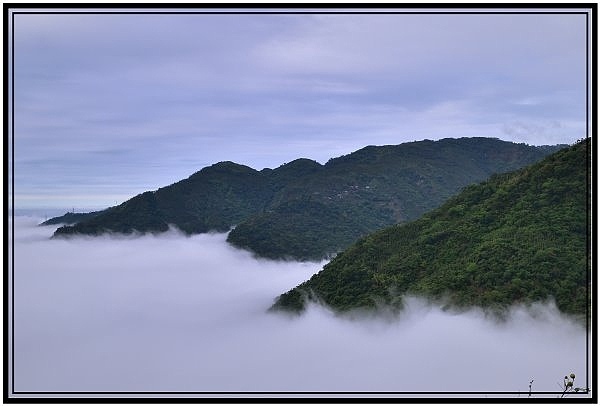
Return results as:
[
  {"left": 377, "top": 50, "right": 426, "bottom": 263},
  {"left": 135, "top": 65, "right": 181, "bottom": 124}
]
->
[{"left": 9, "top": 216, "right": 589, "bottom": 397}]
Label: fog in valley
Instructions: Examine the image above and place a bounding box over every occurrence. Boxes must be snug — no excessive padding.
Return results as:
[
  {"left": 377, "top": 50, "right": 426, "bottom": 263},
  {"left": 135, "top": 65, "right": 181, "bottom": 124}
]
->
[{"left": 10, "top": 216, "right": 588, "bottom": 396}]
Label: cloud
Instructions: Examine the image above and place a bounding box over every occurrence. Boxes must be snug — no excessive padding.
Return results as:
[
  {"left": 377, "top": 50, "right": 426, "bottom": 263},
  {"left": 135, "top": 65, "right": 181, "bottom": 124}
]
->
[
  {"left": 500, "top": 119, "right": 584, "bottom": 146},
  {"left": 10, "top": 217, "right": 588, "bottom": 396},
  {"left": 11, "top": 11, "right": 588, "bottom": 210}
]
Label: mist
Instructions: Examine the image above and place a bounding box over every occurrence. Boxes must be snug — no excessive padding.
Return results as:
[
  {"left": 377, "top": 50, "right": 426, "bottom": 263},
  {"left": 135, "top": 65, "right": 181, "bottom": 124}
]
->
[{"left": 10, "top": 216, "right": 588, "bottom": 397}]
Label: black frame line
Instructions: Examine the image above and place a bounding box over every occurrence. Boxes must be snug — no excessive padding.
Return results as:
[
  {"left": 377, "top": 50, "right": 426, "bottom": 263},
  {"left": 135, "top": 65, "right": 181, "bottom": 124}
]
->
[
  {"left": 4, "top": 3, "right": 597, "bottom": 402},
  {"left": 590, "top": 3, "right": 599, "bottom": 398},
  {"left": 2, "top": 1, "right": 597, "bottom": 14},
  {"left": 1, "top": 2, "right": 596, "bottom": 10},
  {"left": 2, "top": 2, "right": 10, "bottom": 404},
  {"left": 8, "top": 5, "right": 15, "bottom": 401},
  {"left": 7, "top": 390, "right": 595, "bottom": 395}
]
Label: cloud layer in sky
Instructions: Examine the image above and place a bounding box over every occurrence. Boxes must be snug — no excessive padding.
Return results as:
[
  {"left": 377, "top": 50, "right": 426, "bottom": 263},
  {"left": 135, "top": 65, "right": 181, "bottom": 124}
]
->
[
  {"left": 10, "top": 10, "right": 589, "bottom": 209},
  {"left": 12, "top": 217, "right": 588, "bottom": 396}
]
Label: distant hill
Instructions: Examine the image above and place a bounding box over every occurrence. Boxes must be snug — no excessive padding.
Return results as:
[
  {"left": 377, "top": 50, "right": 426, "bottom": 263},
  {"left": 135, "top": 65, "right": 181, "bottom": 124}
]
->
[
  {"left": 40, "top": 210, "right": 104, "bottom": 226},
  {"left": 227, "top": 138, "right": 565, "bottom": 260},
  {"left": 52, "top": 161, "right": 274, "bottom": 235},
  {"left": 51, "top": 137, "right": 565, "bottom": 260},
  {"left": 272, "top": 139, "right": 590, "bottom": 316}
]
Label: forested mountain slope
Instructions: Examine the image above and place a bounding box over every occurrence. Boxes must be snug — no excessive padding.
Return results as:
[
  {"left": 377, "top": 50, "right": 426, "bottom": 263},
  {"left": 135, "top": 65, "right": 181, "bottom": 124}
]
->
[
  {"left": 41, "top": 210, "right": 103, "bottom": 226},
  {"left": 51, "top": 138, "right": 564, "bottom": 260},
  {"left": 272, "top": 139, "right": 590, "bottom": 315},
  {"left": 227, "top": 138, "right": 563, "bottom": 259}
]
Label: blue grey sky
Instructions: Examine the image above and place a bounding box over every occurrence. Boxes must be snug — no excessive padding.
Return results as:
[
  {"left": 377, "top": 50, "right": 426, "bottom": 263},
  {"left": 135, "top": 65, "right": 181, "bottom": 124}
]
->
[{"left": 9, "top": 9, "right": 589, "bottom": 210}]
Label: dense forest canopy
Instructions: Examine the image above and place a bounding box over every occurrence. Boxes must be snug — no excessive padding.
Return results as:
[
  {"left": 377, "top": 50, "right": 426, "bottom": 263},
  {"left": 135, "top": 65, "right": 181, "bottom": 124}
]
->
[
  {"left": 272, "top": 139, "right": 590, "bottom": 316},
  {"left": 50, "top": 137, "right": 564, "bottom": 261}
]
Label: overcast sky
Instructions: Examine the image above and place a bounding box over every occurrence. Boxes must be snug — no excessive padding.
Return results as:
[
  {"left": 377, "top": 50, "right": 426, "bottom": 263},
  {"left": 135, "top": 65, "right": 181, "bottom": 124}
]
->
[{"left": 9, "top": 8, "right": 589, "bottom": 210}]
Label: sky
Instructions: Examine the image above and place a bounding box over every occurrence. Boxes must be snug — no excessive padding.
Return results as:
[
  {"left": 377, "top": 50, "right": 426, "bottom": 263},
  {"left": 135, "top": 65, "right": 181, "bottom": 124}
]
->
[
  {"left": 11, "top": 216, "right": 589, "bottom": 396},
  {"left": 9, "top": 8, "right": 590, "bottom": 210}
]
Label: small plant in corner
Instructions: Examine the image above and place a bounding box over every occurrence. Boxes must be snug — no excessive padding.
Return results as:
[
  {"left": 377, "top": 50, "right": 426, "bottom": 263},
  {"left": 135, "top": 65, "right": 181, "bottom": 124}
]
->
[{"left": 560, "top": 373, "right": 587, "bottom": 398}]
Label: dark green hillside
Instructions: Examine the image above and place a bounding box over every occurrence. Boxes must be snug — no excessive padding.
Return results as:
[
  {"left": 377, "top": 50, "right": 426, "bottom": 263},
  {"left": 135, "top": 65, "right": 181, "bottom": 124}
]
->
[
  {"left": 55, "top": 161, "right": 275, "bottom": 236},
  {"left": 40, "top": 210, "right": 104, "bottom": 226},
  {"left": 229, "top": 199, "right": 383, "bottom": 261},
  {"left": 228, "top": 138, "right": 564, "bottom": 259},
  {"left": 52, "top": 138, "right": 563, "bottom": 260},
  {"left": 54, "top": 191, "right": 171, "bottom": 235},
  {"left": 272, "top": 139, "right": 590, "bottom": 316},
  {"left": 151, "top": 161, "right": 273, "bottom": 233}
]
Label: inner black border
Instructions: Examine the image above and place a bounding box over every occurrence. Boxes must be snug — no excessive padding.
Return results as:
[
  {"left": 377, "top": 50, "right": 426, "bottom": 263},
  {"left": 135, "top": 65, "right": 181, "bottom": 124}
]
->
[{"left": 3, "top": 2, "right": 597, "bottom": 402}]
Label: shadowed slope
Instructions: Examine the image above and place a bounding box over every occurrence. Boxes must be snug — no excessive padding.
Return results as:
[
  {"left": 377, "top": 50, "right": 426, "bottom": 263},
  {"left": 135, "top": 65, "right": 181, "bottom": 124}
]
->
[
  {"left": 52, "top": 138, "right": 564, "bottom": 260},
  {"left": 272, "top": 139, "right": 589, "bottom": 315}
]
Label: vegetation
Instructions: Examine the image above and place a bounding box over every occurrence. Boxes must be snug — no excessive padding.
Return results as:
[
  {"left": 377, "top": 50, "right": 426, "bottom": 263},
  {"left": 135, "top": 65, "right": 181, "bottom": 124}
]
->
[
  {"left": 54, "top": 161, "right": 274, "bottom": 236},
  {"left": 52, "top": 138, "right": 564, "bottom": 260},
  {"left": 561, "top": 373, "right": 587, "bottom": 397},
  {"left": 272, "top": 140, "right": 589, "bottom": 316},
  {"left": 230, "top": 138, "right": 565, "bottom": 259},
  {"left": 40, "top": 210, "right": 104, "bottom": 225},
  {"left": 527, "top": 373, "right": 589, "bottom": 398}
]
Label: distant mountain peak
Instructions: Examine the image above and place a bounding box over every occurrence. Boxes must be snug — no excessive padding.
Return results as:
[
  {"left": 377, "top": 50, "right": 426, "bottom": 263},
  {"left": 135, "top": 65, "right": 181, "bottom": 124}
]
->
[{"left": 49, "top": 137, "right": 565, "bottom": 261}]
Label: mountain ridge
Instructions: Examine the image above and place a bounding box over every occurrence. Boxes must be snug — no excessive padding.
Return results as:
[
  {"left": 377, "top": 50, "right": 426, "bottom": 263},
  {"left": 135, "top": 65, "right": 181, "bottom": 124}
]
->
[
  {"left": 271, "top": 139, "right": 589, "bottom": 316},
  {"left": 49, "top": 137, "right": 566, "bottom": 260}
]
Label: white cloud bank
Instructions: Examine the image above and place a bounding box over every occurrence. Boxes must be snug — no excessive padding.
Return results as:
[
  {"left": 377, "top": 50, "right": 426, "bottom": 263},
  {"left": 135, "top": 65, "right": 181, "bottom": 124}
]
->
[{"left": 10, "top": 217, "right": 589, "bottom": 397}]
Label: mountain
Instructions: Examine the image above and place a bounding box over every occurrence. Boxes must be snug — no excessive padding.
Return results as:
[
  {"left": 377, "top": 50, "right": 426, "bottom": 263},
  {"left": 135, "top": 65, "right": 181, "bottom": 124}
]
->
[
  {"left": 271, "top": 139, "right": 590, "bottom": 316},
  {"left": 51, "top": 137, "right": 564, "bottom": 260},
  {"left": 227, "top": 138, "right": 564, "bottom": 260},
  {"left": 40, "top": 210, "right": 104, "bottom": 226},
  {"left": 53, "top": 161, "right": 274, "bottom": 235}
]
